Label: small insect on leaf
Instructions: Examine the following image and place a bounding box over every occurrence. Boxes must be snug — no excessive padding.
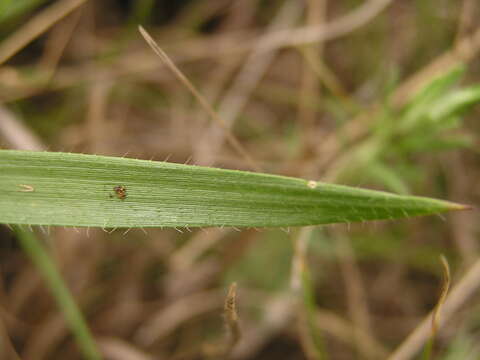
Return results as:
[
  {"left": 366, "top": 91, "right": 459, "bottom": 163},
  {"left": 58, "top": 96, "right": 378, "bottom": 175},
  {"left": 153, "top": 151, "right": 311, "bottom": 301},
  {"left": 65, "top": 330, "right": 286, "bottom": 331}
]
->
[{"left": 113, "top": 185, "right": 127, "bottom": 200}]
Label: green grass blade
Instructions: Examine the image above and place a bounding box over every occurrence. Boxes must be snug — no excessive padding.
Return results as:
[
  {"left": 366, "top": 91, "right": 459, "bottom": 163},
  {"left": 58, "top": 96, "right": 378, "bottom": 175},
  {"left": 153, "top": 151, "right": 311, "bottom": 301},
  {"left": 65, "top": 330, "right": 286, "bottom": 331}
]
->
[
  {"left": 14, "top": 226, "right": 101, "bottom": 360},
  {"left": 300, "top": 259, "right": 328, "bottom": 359},
  {"left": 429, "top": 84, "right": 480, "bottom": 121},
  {"left": 400, "top": 66, "right": 465, "bottom": 131},
  {"left": 0, "top": 150, "right": 468, "bottom": 228}
]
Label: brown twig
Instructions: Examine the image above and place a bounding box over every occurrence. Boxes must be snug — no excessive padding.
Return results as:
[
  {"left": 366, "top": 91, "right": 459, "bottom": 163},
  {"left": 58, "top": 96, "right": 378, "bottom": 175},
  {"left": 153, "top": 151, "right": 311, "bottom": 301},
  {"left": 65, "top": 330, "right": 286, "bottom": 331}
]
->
[
  {"left": 38, "top": 7, "right": 83, "bottom": 77},
  {"left": 0, "top": 106, "right": 45, "bottom": 151},
  {"left": 387, "top": 258, "right": 480, "bottom": 360},
  {"left": 0, "top": 0, "right": 89, "bottom": 66},
  {"left": 192, "top": 0, "right": 303, "bottom": 167},
  {"left": 98, "top": 337, "right": 155, "bottom": 360},
  {"left": 291, "top": 227, "right": 323, "bottom": 360},
  {"left": 257, "top": 0, "right": 393, "bottom": 51},
  {"left": 333, "top": 229, "right": 375, "bottom": 358},
  {"left": 297, "top": 0, "right": 327, "bottom": 159},
  {"left": 138, "top": 25, "right": 261, "bottom": 172},
  {"left": 432, "top": 256, "right": 451, "bottom": 335}
]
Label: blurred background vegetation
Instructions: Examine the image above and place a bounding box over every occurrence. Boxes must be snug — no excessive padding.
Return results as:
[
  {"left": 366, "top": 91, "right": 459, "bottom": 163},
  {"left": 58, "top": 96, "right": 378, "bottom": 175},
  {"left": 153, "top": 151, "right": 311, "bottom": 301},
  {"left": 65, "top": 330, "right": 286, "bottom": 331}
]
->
[{"left": 0, "top": 0, "right": 480, "bottom": 359}]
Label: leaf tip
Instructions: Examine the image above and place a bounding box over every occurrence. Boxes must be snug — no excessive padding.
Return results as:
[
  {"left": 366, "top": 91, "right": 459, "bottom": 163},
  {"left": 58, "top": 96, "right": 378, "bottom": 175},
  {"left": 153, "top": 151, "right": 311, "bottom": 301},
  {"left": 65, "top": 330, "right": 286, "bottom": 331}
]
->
[{"left": 447, "top": 202, "right": 473, "bottom": 211}]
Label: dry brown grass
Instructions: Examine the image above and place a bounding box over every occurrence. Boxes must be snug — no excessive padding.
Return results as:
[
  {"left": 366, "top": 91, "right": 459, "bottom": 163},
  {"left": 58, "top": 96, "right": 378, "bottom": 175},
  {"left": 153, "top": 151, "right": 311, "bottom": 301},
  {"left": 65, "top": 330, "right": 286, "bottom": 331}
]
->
[{"left": 0, "top": 1, "right": 479, "bottom": 359}]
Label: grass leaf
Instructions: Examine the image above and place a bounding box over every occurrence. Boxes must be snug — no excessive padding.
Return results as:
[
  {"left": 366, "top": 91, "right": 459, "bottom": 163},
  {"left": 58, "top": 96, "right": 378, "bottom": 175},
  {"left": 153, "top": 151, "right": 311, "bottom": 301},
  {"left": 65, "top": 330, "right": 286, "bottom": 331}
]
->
[
  {"left": 428, "top": 84, "right": 480, "bottom": 121},
  {"left": 0, "top": 150, "right": 468, "bottom": 228},
  {"left": 15, "top": 226, "right": 101, "bottom": 360}
]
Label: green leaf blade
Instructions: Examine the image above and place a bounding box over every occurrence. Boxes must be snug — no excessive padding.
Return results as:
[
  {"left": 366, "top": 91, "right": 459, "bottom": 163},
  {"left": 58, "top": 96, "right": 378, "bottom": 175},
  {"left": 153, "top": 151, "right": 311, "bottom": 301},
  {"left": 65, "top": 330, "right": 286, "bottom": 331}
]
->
[{"left": 0, "top": 150, "right": 467, "bottom": 228}]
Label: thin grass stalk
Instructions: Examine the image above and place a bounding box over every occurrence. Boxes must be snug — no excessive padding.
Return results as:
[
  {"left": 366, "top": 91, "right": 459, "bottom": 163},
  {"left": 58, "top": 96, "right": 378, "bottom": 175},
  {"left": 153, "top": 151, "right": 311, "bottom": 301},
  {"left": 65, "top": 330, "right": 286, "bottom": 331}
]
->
[{"left": 14, "top": 226, "right": 101, "bottom": 360}]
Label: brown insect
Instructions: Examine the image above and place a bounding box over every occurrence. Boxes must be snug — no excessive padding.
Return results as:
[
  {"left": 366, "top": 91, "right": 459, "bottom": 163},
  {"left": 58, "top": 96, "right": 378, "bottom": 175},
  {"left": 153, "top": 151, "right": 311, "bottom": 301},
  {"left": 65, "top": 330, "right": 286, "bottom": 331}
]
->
[{"left": 113, "top": 185, "right": 127, "bottom": 200}]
